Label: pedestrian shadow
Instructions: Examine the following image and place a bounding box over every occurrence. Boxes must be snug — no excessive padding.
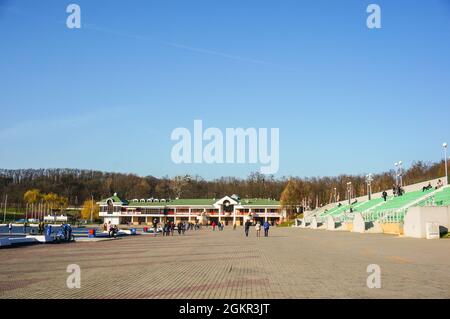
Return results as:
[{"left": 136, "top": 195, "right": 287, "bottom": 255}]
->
[{"left": 248, "top": 235, "right": 288, "bottom": 238}]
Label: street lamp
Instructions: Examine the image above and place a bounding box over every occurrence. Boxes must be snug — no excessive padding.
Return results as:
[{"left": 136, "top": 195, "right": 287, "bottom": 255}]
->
[
  {"left": 366, "top": 174, "right": 373, "bottom": 201},
  {"left": 394, "top": 161, "right": 403, "bottom": 187},
  {"left": 90, "top": 195, "right": 94, "bottom": 223},
  {"left": 443, "top": 143, "right": 448, "bottom": 184},
  {"left": 394, "top": 162, "right": 399, "bottom": 185},
  {"left": 2, "top": 194, "right": 7, "bottom": 223},
  {"left": 347, "top": 182, "right": 352, "bottom": 205}
]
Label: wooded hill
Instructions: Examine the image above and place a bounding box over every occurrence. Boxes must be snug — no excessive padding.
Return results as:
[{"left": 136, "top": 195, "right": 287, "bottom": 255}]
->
[{"left": 0, "top": 160, "right": 446, "bottom": 210}]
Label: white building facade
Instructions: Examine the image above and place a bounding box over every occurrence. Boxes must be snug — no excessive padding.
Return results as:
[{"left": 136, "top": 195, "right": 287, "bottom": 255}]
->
[{"left": 99, "top": 193, "right": 285, "bottom": 226}]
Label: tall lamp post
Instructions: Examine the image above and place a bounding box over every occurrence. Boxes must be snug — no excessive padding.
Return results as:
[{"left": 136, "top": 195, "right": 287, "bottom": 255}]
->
[
  {"left": 90, "top": 195, "right": 94, "bottom": 223},
  {"left": 347, "top": 182, "right": 352, "bottom": 205},
  {"left": 444, "top": 143, "right": 448, "bottom": 185},
  {"left": 394, "top": 161, "right": 403, "bottom": 187},
  {"left": 394, "top": 162, "right": 399, "bottom": 186},
  {"left": 3, "top": 194, "right": 7, "bottom": 223},
  {"left": 366, "top": 174, "right": 373, "bottom": 201}
]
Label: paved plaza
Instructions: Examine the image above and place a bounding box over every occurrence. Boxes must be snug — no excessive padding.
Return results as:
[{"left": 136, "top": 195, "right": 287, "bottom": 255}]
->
[{"left": 0, "top": 227, "right": 449, "bottom": 299}]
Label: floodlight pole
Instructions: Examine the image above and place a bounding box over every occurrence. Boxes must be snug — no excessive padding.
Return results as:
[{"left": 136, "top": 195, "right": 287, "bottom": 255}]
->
[
  {"left": 347, "top": 182, "right": 352, "bottom": 205},
  {"left": 3, "top": 194, "right": 7, "bottom": 223},
  {"left": 394, "top": 162, "right": 398, "bottom": 186},
  {"left": 444, "top": 143, "right": 448, "bottom": 185},
  {"left": 399, "top": 161, "right": 403, "bottom": 187},
  {"left": 90, "top": 195, "right": 94, "bottom": 223},
  {"left": 366, "top": 174, "right": 373, "bottom": 201}
]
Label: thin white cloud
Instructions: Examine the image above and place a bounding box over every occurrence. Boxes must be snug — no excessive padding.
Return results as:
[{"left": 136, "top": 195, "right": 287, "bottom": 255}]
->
[
  {"left": 0, "top": 113, "right": 95, "bottom": 140},
  {"left": 2, "top": 6, "right": 278, "bottom": 67},
  {"left": 164, "top": 42, "right": 274, "bottom": 66},
  {"left": 83, "top": 23, "right": 276, "bottom": 66},
  {"left": 0, "top": 106, "right": 129, "bottom": 141}
]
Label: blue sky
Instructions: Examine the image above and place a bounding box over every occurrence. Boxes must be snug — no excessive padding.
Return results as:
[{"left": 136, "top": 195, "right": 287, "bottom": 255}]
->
[{"left": 0, "top": 0, "right": 449, "bottom": 179}]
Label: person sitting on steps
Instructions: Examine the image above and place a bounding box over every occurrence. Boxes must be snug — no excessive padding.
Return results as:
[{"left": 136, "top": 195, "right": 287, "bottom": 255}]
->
[{"left": 423, "top": 183, "right": 433, "bottom": 192}]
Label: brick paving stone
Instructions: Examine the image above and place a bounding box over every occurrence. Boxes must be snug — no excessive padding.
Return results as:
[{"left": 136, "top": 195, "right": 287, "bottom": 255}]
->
[{"left": 0, "top": 227, "right": 449, "bottom": 299}]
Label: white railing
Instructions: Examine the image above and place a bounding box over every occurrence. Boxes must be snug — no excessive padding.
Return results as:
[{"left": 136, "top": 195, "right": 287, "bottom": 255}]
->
[
  {"left": 419, "top": 196, "right": 436, "bottom": 207},
  {"left": 378, "top": 209, "right": 406, "bottom": 223},
  {"left": 316, "top": 216, "right": 325, "bottom": 224},
  {"left": 337, "top": 212, "right": 355, "bottom": 223},
  {"left": 362, "top": 210, "right": 379, "bottom": 222},
  {"left": 362, "top": 208, "right": 406, "bottom": 223}
]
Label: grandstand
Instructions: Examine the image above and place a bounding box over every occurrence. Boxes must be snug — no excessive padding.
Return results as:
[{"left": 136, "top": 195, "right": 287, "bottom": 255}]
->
[
  {"left": 362, "top": 189, "right": 435, "bottom": 222},
  {"left": 319, "top": 203, "right": 351, "bottom": 217},
  {"left": 297, "top": 177, "right": 450, "bottom": 237},
  {"left": 418, "top": 186, "right": 450, "bottom": 207}
]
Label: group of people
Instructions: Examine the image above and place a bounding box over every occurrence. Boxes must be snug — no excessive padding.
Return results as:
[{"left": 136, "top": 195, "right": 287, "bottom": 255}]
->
[
  {"left": 244, "top": 220, "right": 271, "bottom": 238},
  {"left": 161, "top": 220, "right": 192, "bottom": 236},
  {"left": 6, "top": 221, "right": 73, "bottom": 242},
  {"left": 55, "top": 223, "right": 73, "bottom": 242},
  {"left": 381, "top": 184, "right": 405, "bottom": 201},
  {"left": 393, "top": 184, "right": 405, "bottom": 197},
  {"left": 210, "top": 221, "right": 225, "bottom": 231},
  {"left": 103, "top": 222, "right": 119, "bottom": 238},
  {"left": 144, "top": 218, "right": 273, "bottom": 238},
  {"left": 423, "top": 179, "right": 444, "bottom": 192},
  {"left": 109, "top": 224, "right": 119, "bottom": 237},
  {"left": 381, "top": 179, "right": 445, "bottom": 201},
  {"left": 7, "top": 220, "right": 49, "bottom": 235},
  {"left": 37, "top": 221, "right": 46, "bottom": 234}
]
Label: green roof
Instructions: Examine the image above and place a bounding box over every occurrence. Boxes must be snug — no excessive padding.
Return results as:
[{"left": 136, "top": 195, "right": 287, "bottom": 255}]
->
[
  {"left": 239, "top": 198, "right": 280, "bottom": 206},
  {"left": 99, "top": 195, "right": 128, "bottom": 205},
  {"left": 127, "top": 198, "right": 216, "bottom": 207},
  {"left": 99, "top": 195, "right": 279, "bottom": 207}
]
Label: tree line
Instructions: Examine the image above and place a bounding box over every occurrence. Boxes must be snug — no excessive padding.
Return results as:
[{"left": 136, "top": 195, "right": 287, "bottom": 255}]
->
[{"left": 0, "top": 160, "right": 447, "bottom": 212}]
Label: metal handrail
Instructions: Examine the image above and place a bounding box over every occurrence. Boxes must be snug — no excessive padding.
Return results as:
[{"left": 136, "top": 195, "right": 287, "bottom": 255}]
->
[{"left": 361, "top": 208, "right": 406, "bottom": 223}]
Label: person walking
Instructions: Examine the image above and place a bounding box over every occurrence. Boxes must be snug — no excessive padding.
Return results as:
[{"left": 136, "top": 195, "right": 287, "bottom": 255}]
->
[
  {"left": 397, "top": 185, "right": 403, "bottom": 196},
  {"left": 255, "top": 222, "right": 261, "bottom": 237},
  {"left": 108, "top": 224, "right": 114, "bottom": 238},
  {"left": 263, "top": 220, "right": 270, "bottom": 237},
  {"left": 382, "top": 191, "right": 388, "bottom": 202},
  {"left": 8, "top": 222, "right": 13, "bottom": 234},
  {"left": 170, "top": 222, "right": 175, "bottom": 236},
  {"left": 212, "top": 221, "right": 216, "bottom": 231},
  {"left": 244, "top": 220, "right": 252, "bottom": 237}
]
